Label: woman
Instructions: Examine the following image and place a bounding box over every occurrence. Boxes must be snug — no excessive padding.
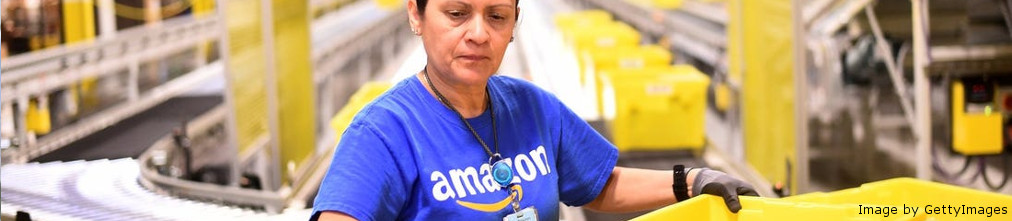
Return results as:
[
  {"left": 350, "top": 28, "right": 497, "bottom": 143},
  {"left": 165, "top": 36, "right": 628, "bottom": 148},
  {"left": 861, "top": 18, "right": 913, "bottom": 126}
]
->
[{"left": 312, "top": 0, "right": 757, "bottom": 220}]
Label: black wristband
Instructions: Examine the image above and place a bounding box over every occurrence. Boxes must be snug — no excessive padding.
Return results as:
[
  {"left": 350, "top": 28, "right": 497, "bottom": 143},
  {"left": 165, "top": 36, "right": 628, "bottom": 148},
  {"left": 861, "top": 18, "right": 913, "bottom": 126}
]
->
[{"left": 672, "top": 165, "right": 690, "bottom": 202}]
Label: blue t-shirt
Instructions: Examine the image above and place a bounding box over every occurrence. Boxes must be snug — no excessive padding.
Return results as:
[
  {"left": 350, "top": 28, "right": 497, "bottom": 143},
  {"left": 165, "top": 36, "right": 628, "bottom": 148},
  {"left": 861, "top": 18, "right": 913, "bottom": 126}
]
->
[{"left": 311, "top": 75, "right": 619, "bottom": 221}]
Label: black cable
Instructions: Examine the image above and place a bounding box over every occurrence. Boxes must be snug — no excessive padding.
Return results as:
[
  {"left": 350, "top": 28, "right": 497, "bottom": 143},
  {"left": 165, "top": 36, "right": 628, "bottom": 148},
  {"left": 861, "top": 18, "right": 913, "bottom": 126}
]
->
[
  {"left": 956, "top": 154, "right": 975, "bottom": 177},
  {"left": 981, "top": 154, "right": 1010, "bottom": 191},
  {"left": 931, "top": 142, "right": 976, "bottom": 183},
  {"left": 933, "top": 157, "right": 975, "bottom": 184},
  {"left": 970, "top": 156, "right": 984, "bottom": 182}
]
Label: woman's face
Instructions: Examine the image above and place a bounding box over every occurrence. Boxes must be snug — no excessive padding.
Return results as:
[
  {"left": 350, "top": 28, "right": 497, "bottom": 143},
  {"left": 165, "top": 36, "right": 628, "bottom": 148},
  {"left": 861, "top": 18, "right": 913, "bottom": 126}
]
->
[{"left": 408, "top": 0, "right": 517, "bottom": 85}]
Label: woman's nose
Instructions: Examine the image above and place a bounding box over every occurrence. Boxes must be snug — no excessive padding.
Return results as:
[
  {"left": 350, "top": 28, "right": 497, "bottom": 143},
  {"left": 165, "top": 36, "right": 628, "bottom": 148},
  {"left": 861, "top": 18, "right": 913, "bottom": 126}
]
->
[{"left": 464, "top": 17, "right": 490, "bottom": 45}]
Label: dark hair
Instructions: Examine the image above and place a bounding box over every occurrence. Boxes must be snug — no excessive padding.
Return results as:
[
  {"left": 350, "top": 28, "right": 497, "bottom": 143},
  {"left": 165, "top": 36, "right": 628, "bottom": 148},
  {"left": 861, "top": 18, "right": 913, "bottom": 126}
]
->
[
  {"left": 416, "top": 0, "right": 430, "bottom": 13},
  {"left": 416, "top": 0, "right": 520, "bottom": 19}
]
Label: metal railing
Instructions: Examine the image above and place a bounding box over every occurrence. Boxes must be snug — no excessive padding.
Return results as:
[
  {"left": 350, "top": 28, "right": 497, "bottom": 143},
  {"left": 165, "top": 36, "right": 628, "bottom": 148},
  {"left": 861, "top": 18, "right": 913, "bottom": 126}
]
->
[{"left": 1, "top": 16, "right": 223, "bottom": 164}]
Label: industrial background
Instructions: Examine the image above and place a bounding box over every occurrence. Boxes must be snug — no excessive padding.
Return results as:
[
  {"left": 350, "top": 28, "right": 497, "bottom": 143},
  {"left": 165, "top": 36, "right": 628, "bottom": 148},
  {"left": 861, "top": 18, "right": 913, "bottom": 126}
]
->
[{"left": 1, "top": 0, "right": 1011, "bottom": 220}]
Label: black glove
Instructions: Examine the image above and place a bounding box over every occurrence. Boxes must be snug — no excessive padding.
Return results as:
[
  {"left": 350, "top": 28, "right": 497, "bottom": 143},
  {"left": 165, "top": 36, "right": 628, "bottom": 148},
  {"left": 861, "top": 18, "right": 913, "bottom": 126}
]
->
[{"left": 691, "top": 168, "right": 759, "bottom": 213}]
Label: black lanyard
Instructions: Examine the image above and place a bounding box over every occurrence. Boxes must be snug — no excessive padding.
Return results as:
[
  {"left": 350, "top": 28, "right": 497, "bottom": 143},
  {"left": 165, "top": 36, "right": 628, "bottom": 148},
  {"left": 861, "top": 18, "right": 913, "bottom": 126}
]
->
[
  {"left": 423, "top": 68, "right": 521, "bottom": 212},
  {"left": 423, "top": 67, "right": 501, "bottom": 161}
]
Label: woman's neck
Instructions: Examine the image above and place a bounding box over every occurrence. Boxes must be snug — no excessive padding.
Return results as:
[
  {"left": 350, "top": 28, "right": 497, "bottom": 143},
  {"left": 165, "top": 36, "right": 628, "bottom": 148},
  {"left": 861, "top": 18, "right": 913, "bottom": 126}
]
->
[{"left": 418, "top": 67, "right": 489, "bottom": 118}]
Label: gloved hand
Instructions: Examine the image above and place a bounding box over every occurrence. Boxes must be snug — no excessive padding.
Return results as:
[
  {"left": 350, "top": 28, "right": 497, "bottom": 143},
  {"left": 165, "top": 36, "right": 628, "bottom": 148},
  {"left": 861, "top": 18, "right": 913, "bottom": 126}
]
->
[{"left": 690, "top": 168, "right": 759, "bottom": 213}]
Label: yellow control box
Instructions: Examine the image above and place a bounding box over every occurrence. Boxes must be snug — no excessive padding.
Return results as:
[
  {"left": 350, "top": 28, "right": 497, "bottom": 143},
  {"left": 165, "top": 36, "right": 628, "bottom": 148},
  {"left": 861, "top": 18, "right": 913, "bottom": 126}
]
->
[
  {"left": 951, "top": 81, "right": 1003, "bottom": 155},
  {"left": 599, "top": 65, "right": 710, "bottom": 151}
]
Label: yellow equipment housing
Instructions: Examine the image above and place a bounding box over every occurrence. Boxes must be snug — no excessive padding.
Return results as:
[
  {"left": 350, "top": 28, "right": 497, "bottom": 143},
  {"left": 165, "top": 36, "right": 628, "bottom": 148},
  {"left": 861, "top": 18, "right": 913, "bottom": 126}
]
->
[{"left": 951, "top": 80, "right": 1003, "bottom": 155}]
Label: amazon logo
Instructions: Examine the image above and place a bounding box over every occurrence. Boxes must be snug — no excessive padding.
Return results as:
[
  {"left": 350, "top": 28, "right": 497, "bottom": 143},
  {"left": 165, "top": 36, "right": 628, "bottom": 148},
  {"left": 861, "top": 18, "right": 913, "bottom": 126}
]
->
[{"left": 429, "top": 145, "right": 551, "bottom": 212}]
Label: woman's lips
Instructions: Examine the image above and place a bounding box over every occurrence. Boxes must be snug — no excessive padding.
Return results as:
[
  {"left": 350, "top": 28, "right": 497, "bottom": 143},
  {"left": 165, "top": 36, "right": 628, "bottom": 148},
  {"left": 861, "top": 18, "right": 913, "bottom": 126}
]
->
[{"left": 457, "top": 55, "right": 489, "bottom": 61}]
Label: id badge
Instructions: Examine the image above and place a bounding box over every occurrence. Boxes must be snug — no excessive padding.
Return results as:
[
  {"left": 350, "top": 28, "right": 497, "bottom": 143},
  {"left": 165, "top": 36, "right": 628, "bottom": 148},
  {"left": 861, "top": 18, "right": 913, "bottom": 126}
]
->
[{"left": 502, "top": 207, "right": 538, "bottom": 221}]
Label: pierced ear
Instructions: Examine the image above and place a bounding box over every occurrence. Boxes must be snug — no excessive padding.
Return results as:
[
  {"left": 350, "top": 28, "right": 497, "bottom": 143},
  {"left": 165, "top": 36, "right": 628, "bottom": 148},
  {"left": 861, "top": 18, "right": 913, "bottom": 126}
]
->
[{"left": 406, "top": 0, "right": 422, "bottom": 34}]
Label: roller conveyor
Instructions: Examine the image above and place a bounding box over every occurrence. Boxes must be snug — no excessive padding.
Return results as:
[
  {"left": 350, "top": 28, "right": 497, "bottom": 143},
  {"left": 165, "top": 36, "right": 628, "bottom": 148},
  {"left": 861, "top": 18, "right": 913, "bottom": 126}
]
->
[
  {"left": 311, "top": 0, "right": 410, "bottom": 84},
  {"left": 568, "top": 0, "right": 729, "bottom": 72},
  {"left": 0, "top": 158, "right": 311, "bottom": 221},
  {"left": 1, "top": 0, "right": 416, "bottom": 218}
]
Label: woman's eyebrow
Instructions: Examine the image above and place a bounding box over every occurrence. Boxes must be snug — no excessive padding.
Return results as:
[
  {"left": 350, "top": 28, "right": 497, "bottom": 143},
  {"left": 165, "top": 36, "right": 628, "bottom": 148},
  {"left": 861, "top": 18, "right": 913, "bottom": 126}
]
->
[
  {"left": 443, "top": 0, "right": 472, "bottom": 9},
  {"left": 486, "top": 3, "right": 515, "bottom": 10},
  {"left": 487, "top": 3, "right": 518, "bottom": 8}
]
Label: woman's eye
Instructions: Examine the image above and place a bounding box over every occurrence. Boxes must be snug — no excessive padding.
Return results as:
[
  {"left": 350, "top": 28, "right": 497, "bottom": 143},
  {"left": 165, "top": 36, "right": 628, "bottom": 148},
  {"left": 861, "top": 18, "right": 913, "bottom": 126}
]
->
[
  {"left": 447, "top": 10, "right": 467, "bottom": 18},
  {"left": 490, "top": 14, "right": 506, "bottom": 21}
]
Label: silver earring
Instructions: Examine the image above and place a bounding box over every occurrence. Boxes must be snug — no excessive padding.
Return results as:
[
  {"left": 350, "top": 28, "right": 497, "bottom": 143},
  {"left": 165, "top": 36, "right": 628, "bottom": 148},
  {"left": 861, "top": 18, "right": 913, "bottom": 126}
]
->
[{"left": 510, "top": 36, "right": 514, "bottom": 42}]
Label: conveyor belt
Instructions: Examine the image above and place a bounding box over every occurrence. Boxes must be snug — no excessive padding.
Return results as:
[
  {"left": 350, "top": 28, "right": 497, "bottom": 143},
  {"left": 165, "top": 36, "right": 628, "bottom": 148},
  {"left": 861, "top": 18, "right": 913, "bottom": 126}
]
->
[
  {"left": 32, "top": 96, "right": 222, "bottom": 163},
  {"left": 0, "top": 158, "right": 311, "bottom": 221}
]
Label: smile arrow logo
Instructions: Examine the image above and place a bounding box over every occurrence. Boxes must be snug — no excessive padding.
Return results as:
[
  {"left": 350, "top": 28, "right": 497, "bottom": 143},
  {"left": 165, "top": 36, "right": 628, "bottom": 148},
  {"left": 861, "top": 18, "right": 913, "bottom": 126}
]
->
[{"left": 455, "top": 185, "right": 523, "bottom": 212}]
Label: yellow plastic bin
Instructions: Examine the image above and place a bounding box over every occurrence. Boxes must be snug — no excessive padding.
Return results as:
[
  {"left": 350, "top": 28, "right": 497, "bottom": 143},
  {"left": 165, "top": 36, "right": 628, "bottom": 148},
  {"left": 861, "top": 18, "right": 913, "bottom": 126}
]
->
[
  {"left": 555, "top": 13, "right": 642, "bottom": 88},
  {"left": 586, "top": 45, "right": 673, "bottom": 70},
  {"left": 566, "top": 21, "right": 641, "bottom": 52},
  {"left": 714, "top": 82, "right": 734, "bottom": 111},
  {"left": 599, "top": 65, "right": 710, "bottom": 151},
  {"left": 585, "top": 45, "right": 674, "bottom": 114},
  {"left": 555, "top": 10, "right": 617, "bottom": 47},
  {"left": 25, "top": 98, "right": 52, "bottom": 135},
  {"left": 633, "top": 195, "right": 917, "bottom": 221},
  {"left": 652, "top": 0, "right": 685, "bottom": 9},
  {"left": 330, "top": 82, "right": 392, "bottom": 142},
  {"left": 560, "top": 22, "right": 641, "bottom": 79},
  {"left": 554, "top": 10, "right": 613, "bottom": 32},
  {"left": 374, "top": 0, "right": 405, "bottom": 9},
  {"left": 784, "top": 178, "right": 1012, "bottom": 221}
]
